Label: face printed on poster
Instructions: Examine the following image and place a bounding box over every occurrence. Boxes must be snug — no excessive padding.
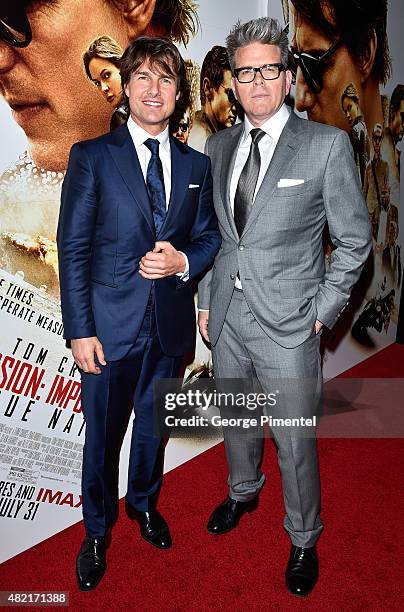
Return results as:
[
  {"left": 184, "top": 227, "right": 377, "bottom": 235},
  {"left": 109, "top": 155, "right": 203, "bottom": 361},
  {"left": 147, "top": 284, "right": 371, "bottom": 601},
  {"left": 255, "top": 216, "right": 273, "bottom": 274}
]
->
[
  {"left": 0, "top": 0, "right": 402, "bottom": 564},
  {"left": 0, "top": 0, "right": 199, "bottom": 293},
  {"left": 289, "top": 0, "right": 402, "bottom": 348}
]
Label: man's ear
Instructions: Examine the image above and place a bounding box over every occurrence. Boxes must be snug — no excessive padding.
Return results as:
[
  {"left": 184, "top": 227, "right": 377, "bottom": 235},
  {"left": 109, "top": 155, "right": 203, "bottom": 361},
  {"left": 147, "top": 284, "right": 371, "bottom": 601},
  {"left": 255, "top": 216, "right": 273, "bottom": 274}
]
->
[
  {"left": 359, "top": 28, "right": 377, "bottom": 82},
  {"left": 117, "top": 0, "right": 157, "bottom": 39},
  {"left": 285, "top": 69, "right": 293, "bottom": 96},
  {"left": 203, "top": 77, "right": 214, "bottom": 101},
  {"left": 231, "top": 76, "right": 239, "bottom": 102}
]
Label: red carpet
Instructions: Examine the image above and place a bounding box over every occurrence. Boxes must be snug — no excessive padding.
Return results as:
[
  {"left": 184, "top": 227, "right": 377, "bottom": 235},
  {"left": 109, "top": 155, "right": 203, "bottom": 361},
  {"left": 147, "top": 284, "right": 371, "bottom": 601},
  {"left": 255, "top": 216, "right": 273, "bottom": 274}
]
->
[{"left": 1, "top": 344, "right": 403, "bottom": 611}]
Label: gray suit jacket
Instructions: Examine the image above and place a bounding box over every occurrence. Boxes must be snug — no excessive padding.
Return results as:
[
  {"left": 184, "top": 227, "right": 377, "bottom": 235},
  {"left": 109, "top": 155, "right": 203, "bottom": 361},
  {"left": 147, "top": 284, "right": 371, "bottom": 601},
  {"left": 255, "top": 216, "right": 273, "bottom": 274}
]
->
[{"left": 198, "top": 111, "right": 372, "bottom": 348}]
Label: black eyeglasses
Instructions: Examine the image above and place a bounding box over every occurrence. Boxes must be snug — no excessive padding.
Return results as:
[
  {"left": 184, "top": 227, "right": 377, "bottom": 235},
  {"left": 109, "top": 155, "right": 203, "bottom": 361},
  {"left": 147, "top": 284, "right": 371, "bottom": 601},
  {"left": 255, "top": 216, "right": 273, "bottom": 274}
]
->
[
  {"left": 233, "top": 63, "right": 286, "bottom": 84},
  {"left": 291, "top": 39, "right": 342, "bottom": 93},
  {"left": 0, "top": 2, "right": 32, "bottom": 48}
]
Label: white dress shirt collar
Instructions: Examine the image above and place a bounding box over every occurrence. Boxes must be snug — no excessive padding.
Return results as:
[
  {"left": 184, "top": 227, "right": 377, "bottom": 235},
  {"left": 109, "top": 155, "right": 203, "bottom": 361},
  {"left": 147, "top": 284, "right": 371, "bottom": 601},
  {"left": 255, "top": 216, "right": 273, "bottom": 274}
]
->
[
  {"left": 125, "top": 115, "right": 190, "bottom": 281},
  {"left": 242, "top": 103, "right": 290, "bottom": 146},
  {"left": 127, "top": 115, "right": 170, "bottom": 153}
]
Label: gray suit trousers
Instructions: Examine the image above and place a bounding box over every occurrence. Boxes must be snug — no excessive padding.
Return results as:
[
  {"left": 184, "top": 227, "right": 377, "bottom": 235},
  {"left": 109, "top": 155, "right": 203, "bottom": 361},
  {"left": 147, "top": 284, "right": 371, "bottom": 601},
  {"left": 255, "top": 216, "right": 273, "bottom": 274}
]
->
[{"left": 212, "top": 289, "right": 324, "bottom": 548}]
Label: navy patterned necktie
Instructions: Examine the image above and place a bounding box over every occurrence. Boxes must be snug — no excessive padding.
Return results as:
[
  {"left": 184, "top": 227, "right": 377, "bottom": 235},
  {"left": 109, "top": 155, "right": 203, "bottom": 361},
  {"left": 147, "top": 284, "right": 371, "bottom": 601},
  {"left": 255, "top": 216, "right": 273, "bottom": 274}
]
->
[
  {"left": 144, "top": 138, "right": 167, "bottom": 235},
  {"left": 234, "top": 128, "right": 266, "bottom": 237}
]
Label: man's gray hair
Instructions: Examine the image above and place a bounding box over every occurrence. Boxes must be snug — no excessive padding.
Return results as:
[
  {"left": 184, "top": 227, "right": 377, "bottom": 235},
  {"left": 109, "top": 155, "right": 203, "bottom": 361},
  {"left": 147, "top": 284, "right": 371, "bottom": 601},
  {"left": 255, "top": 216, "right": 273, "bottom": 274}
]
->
[{"left": 226, "top": 17, "right": 289, "bottom": 72}]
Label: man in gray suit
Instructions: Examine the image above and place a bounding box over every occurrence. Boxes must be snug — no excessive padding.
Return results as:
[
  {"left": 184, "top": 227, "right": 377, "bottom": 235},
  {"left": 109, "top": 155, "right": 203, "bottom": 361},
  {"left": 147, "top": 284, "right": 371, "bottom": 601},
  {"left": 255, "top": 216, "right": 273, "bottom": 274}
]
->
[{"left": 198, "top": 17, "right": 372, "bottom": 597}]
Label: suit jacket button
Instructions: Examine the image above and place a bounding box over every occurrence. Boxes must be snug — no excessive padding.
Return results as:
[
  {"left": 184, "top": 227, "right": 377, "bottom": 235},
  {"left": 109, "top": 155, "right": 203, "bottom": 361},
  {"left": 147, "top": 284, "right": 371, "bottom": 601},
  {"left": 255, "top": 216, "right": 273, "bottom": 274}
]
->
[
  {"left": 230, "top": 273, "right": 235, "bottom": 280},
  {"left": 239, "top": 245, "right": 245, "bottom": 251}
]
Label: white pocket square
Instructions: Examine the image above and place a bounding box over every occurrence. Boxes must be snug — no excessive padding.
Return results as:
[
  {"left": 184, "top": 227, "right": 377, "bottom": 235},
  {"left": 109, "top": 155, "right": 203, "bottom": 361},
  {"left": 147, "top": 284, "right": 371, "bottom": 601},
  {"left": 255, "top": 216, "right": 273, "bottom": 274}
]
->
[
  {"left": 277, "top": 178, "right": 305, "bottom": 187},
  {"left": 188, "top": 184, "right": 200, "bottom": 188}
]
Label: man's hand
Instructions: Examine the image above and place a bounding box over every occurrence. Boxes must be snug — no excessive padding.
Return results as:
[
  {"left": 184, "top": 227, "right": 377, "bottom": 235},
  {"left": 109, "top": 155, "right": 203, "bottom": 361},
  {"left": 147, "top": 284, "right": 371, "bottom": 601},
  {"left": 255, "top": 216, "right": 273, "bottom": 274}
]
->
[
  {"left": 71, "top": 337, "right": 106, "bottom": 374},
  {"left": 139, "top": 241, "right": 186, "bottom": 279},
  {"left": 198, "top": 310, "right": 210, "bottom": 342},
  {"left": 314, "top": 319, "right": 323, "bottom": 335}
]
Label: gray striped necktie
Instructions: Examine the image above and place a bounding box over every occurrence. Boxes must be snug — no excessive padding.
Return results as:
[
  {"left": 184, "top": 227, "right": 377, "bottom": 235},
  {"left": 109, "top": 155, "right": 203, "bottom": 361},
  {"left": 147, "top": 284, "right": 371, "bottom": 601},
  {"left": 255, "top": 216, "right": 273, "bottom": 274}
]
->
[{"left": 234, "top": 128, "right": 266, "bottom": 237}]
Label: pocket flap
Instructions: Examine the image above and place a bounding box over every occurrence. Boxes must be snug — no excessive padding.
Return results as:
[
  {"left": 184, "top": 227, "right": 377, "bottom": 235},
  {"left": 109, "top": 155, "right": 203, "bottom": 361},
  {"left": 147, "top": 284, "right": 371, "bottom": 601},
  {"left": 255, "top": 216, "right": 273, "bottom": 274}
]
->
[
  {"left": 91, "top": 250, "right": 117, "bottom": 287},
  {"left": 278, "top": 278, "right": 320, "bottom": 299}
]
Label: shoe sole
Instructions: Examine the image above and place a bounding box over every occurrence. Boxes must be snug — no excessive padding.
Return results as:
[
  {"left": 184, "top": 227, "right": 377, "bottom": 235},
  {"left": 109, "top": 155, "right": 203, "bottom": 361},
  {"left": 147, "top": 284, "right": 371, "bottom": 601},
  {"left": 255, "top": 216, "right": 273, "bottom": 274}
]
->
[
  {"left": 140, "top": 531, "right": 172, "bottom": 549},
  {"left": 78, "top": 580, "right": 103, "bottom": 592},
  {"left": 286, "top": 587, "right": 315, "bottom": 598}
]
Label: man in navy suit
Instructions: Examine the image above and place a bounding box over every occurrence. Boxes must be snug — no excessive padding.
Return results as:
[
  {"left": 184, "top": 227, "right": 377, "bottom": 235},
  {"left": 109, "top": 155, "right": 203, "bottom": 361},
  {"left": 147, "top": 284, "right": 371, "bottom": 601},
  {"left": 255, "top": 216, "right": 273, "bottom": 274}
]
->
[{"left": 57, "top": 36, "right": 220, "bottom": 591}]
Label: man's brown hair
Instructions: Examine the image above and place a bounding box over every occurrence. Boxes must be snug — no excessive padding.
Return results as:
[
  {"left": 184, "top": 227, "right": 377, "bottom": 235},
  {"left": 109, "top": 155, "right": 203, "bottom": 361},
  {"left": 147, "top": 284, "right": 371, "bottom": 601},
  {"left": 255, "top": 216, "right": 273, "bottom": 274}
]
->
[
  {"left": 110, "top": 0, "right": 199, "bottom": 47},
  {"left": 120, "top": 36, "right": 190, "bottom": 129}
]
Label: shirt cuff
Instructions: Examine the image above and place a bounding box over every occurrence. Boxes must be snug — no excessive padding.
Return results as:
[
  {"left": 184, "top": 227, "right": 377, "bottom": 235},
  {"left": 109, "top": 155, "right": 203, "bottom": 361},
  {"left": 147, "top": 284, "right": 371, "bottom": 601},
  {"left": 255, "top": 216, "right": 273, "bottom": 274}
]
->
[
  {"left": 198, "top": 309, "right": 209, "bottom": 312},
  {"left": 176, "top": 251, "right": 189, "bottom": 282}
]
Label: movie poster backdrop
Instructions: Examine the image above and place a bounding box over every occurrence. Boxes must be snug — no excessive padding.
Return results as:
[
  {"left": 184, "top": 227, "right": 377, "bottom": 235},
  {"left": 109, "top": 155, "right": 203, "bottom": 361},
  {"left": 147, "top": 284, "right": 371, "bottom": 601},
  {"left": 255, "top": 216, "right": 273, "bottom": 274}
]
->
[{"left": 0, "top": 0, "right": 402, "bottom": 562}]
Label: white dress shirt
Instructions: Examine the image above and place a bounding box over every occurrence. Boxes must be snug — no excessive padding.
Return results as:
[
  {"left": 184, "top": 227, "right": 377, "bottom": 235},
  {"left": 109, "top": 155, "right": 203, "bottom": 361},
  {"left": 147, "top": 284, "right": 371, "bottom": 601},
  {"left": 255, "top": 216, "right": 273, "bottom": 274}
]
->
[
  {"left": 229, "top": 103, "right": 290, "bottom": 211},
  {"left": 127, "top": 116, "right": 189, "bottom": 279},
  {"left": 198, "top": 104, "right": 291, "bottom": 307},
  {"left": 231, "top": 104, "right": 290, "bottom": 289},
  {"left": 127, "top": 115, "right": 172, "bottom": 206}
]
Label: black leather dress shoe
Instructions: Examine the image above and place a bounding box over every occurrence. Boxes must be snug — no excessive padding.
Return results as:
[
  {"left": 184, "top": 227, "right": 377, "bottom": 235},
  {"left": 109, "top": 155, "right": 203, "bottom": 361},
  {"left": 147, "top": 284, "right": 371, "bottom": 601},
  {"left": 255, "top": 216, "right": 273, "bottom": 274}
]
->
[
  {"left": 129, "top": 508, "right": 172, "bottom": 549},
  {"left": 207, "top": 496, "right": 258, "bottom": 535},
  {"left": 285, "top": 545, "right": 318, "bottom": 597},
  {"left": 76, "top": 536, "right": 106, "bottom": 591}
]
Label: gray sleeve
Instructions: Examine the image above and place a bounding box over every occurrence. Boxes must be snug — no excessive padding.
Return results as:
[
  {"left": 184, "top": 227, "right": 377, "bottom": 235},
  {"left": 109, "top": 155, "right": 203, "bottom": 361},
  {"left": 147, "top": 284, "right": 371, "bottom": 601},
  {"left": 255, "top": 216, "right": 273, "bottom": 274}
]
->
[
  {"left": 315, "top": 130, "right": 372, "bottom": 328},
  {"left": 197, "top": 135, "right": 214, "bottom": 310}
]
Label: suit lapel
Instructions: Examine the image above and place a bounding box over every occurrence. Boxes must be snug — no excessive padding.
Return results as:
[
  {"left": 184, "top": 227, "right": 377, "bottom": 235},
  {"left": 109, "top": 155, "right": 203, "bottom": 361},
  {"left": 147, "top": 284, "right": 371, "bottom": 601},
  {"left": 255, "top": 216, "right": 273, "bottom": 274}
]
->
[
  {"left": 220, "top": 124, "right": 243, "bottom": 239},
  {"left": 241, "top": 112, "right": 304, "bottom": 238},
  {"left": 161, "top": 136, "right": 192, "bottom": 234},
  {"left": 107, "top": 124, "right": 155, "bottom": 235}
]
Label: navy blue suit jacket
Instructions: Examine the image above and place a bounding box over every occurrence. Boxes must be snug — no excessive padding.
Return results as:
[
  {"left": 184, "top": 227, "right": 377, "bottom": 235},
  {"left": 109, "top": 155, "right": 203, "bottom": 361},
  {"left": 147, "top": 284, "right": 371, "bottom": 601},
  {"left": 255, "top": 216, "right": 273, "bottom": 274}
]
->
[{"left": 57, "top": 123, "right": 221, "bottom": 360}]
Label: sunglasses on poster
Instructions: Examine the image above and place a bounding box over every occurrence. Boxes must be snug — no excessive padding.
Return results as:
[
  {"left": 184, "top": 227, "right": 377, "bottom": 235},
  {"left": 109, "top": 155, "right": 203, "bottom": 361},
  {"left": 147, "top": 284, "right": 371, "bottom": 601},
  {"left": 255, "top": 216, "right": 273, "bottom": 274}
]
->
[
  {"left": 290, "top": 39, "right": 343, "bottom": 94},
  {"left": 220, "top": 85, "right": 237, "bottom": 106},
  {"left": 0, "top": 1, "right": 32, "bottom": 47}
]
